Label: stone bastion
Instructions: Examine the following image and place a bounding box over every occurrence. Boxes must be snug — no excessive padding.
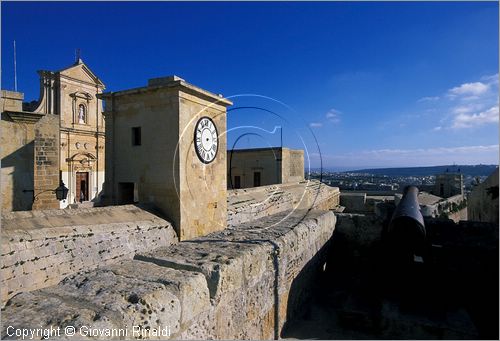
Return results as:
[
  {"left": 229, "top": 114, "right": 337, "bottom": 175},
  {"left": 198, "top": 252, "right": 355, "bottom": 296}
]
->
[{"left": 1, "top": 181, "right": 340, "bottom": 339}]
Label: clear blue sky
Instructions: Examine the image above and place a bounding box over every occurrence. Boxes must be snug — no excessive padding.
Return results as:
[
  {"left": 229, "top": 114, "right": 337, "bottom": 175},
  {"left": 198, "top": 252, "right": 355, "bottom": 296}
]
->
[{"left": 2, "top": 1, "right": 498, "bottom": 170}]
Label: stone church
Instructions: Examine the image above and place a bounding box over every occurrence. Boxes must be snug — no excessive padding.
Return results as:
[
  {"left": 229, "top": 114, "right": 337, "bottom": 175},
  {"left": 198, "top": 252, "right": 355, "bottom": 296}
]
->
[{"left": 1, "top": 59, "right": 105, "bottom": 211}]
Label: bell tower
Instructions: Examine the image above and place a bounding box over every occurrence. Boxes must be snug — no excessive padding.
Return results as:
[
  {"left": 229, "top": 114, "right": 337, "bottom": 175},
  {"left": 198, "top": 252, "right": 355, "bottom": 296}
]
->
[{"left": 101, "top": 76, "right": 232, "bottom": 240}]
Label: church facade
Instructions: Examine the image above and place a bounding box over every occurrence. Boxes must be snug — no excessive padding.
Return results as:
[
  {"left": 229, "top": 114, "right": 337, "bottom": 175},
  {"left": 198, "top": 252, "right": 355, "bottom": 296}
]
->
[{"left": 1, "top": 59, "right": 105, "bottom": 211}]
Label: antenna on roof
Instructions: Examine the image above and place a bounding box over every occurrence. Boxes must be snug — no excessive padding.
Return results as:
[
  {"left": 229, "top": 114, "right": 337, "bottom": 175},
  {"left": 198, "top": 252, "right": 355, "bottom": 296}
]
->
[
  {"left": 13, "top": 40, "right": 17, "bottom": 92},
  {"left": 75, "top": 48, "right": 81, "bottom": 63},
  {"left": 280, "top": 126, "right": 283, "bottom": 148}
]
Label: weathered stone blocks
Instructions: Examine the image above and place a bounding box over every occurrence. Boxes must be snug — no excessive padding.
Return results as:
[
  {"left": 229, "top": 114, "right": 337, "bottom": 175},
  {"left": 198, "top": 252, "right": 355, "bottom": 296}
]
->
[
  {"left": 1, "top": 260, "right": 211, "bottom": 340},
  {"left": 2, "top": 209, "right": 336, "bottom": 339},
  {"left": 227, "top": 180, "right": 340, "bottom": 226},
  {"left": 1, "top": 205, "right": 178, "bottom": 305},
  {"left": 137, "top": 209, "right": 336, "bottom": 339}
]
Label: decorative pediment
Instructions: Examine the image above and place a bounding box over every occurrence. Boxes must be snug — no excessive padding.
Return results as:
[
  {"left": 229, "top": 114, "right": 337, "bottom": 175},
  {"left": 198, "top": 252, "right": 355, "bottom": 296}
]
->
[
  {"left": 66, "top": 152, "right": 97, "bottom": 168},
  {"left": 58, "top": 60, "right": 105, "bottom": 88},
  {"left": 70, "top": 91, "right": 93, "bottom": 100}
]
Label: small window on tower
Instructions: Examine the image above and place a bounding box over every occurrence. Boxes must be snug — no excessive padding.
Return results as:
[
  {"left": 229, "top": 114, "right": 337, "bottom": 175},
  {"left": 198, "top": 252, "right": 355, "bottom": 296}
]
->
[
  {"left": 132, "top": 127, "right": 141, "bottom": 146},
  {"left": 78, "top": 104, "right": 87, "bottom": 124}
]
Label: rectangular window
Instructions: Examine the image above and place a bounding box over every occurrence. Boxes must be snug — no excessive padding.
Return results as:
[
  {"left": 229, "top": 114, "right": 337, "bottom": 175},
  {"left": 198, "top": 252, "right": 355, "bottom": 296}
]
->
[
  {"left": 234, "top": 176, "right": 241, "bottom": 189},
  {"left": 132, "top": 127, "right": 141, "bottom": 146},
  {"left": 253, "top": 172, "right": 261, "bottom": 187}
]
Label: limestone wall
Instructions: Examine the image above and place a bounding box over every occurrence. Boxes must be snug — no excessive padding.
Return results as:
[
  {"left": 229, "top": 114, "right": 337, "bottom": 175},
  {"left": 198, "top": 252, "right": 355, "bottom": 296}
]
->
[
  {"left": 282, "top": 148, "right": 304, "bottom": 183},
  {"left": 1, "top": 112, "right": 60, "bottom": 212},
  {"left": 1, "top": 205, "right": 178, "bottom": 306},
  {"left": 340, "top": 192, "right": 367, "bottom": 212},
  {"left": 228, "top": 148, "right": 282, "bottom": 188},
  {"left": 1, "top": 90, "right": 24, "bottom": 111},
  {"left": 227, "top": 180, "right": 340, "bottom": 226},
  {"left": 32, "top": 114, "right": 60, "bottom": 210},
  {"left": 1, "top": 113, "right": 36, "bottom": 212},
  {"left": 178, "top": 90, "right": 229, "bottom": 240},
  {"left": 468, "top": 170, "right": 499, "bottom": 223},
  {"left": 102, "top": 77, "right": 231, "bottom": 241},
  {"left": 227, "top": 147, "right": 304, "bottom": 189},
  {"left": 334, "top": 213, "right": 385, "bottom": 247},
  {"left": 2, "top": 210, "right": 336, "bottom": 340}
]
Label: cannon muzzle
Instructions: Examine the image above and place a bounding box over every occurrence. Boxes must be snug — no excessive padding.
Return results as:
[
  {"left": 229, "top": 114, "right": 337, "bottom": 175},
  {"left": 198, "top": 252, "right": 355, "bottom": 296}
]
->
[{"left": 387, "top": 186, "right": 426, "bottom": 262}]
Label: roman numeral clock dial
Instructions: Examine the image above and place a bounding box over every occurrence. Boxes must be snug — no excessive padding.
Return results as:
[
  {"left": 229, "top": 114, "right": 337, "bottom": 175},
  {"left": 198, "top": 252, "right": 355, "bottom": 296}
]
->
[{"left": 194, "top": 117, "right": 218, "bottom": 164}]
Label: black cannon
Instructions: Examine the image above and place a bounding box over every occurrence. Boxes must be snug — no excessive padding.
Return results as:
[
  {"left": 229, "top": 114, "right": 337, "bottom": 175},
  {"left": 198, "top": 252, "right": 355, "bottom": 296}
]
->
[{"left": 386, "top": 185, "right": 426, "bottom": 263}]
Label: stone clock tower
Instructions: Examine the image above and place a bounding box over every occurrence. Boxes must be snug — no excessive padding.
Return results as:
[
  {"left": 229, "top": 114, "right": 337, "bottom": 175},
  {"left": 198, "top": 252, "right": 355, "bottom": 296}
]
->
[{"left": 101, "top": 76, "right": 232, "bottom": 240}]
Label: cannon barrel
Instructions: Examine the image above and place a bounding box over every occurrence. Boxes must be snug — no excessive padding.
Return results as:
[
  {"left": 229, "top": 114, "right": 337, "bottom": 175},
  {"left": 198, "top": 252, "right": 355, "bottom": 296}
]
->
[{"left": 387, "top": 186, "right": 426, "bottom": 260}]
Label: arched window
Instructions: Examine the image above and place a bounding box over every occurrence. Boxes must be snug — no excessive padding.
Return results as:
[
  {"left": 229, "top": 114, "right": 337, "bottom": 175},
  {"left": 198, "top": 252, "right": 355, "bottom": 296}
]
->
[{"left": 78, "top": 104, "right": 86, "bottom": 124}]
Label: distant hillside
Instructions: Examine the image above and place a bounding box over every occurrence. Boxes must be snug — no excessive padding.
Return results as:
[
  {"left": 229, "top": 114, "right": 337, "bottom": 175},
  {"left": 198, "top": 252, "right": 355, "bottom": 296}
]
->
[{"left": 345, "top": 165, "right": 498, "bottom": 177}]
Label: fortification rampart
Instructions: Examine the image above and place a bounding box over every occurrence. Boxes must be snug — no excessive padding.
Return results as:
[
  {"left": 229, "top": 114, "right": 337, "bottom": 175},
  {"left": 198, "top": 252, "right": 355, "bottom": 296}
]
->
[
  {"left": 1, "top": 205, "right": 178, "bottom": 305},
  {"left": 228, "top": 180, "right": 340, "bottom": 226},
  {"left": 2, "top": 210, "right": 336, "bottom": 339}
]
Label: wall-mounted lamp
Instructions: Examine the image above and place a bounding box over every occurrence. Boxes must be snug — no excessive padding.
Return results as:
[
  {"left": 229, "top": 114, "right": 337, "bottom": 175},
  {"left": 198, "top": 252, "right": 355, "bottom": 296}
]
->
[
  {"left": 23, "top": 180, "right": 69, "bottom": 202},
  {"left": 54, "top": 180, "right": 69, "bottom": 201}
]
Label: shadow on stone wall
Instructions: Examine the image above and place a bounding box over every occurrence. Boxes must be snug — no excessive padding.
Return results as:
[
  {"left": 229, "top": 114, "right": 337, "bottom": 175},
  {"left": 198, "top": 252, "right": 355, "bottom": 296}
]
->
[
  {"left": 1, "top": 141, "right": 34, "bottom": 211},
  {"left": 424, "top": 219, "right": 499, "bottom": 339},
  {"left": 282, "top": 214, "right": 498, "bottom": 339},
  {"left": 280, "top": 239, "right": 333, "bottom": 338}
]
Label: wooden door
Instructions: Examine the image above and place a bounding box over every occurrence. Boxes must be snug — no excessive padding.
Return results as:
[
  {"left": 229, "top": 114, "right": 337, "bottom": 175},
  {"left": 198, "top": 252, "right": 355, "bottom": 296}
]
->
[
  {"left": 253, "top": 172, "right": 261, "bottom": 187},
  {"left": 76, "top": 172, "right": 89, "bottom": 202}
]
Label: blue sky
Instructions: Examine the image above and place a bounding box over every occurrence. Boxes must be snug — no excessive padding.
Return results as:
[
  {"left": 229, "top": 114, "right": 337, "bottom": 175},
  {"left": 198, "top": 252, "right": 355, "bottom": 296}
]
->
[{"left": 2, "top": 1, "right": 498, "bottom": 169}]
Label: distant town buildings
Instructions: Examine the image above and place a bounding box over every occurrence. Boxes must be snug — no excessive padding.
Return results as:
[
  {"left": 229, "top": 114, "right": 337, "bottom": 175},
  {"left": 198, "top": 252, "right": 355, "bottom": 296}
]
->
[
  {"left": 317, "top": 168, "right": 476, "bottom": 222},
  {"left": 432, "top": 171, "right": 464, "bottom": 198}
]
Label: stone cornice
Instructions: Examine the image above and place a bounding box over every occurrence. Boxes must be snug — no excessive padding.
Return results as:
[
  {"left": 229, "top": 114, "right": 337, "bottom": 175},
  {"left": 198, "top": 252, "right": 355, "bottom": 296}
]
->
[
  {"left": 60, "top": 127, "right": 105, "bottom": 137},
  {"left": 99, "top": 76, "right": 232, "bottom": 107},
  {"left": 4, "top": 111, "right": 45, "bottom": 124}
]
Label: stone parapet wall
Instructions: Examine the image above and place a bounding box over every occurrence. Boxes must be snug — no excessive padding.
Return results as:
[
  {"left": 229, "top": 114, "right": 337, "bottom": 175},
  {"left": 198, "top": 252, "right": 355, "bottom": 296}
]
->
[
  {"left": 228, "top": 180, "right": 339, "bottom": 226},
  {"left": 1, "top": 90, "right": 24, "bottom": 112},
  {"left": 340, "top": 192, "right": 367, "bottom": 212},
  {"left": 418, "top": 194, "right": 466, "bottom": 220},
  {"left": 1, "top": 113, "right": 36, "bottom": 212},
  {"left": 1, "top": 205, "right": 178, "bottom": 306},
  {"left": 2, "top": 210, "right": 336, "bottom": 339},
  {"left": 335, "top": 213, "right": 385, "bottom": 247}
]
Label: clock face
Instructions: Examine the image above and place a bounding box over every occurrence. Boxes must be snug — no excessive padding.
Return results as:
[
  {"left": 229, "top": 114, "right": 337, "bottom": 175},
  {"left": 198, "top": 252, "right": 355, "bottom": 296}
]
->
[{"left": 194, "top": 116, "right": 218, "bottom": 164}]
